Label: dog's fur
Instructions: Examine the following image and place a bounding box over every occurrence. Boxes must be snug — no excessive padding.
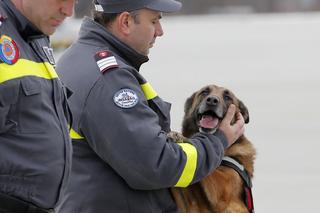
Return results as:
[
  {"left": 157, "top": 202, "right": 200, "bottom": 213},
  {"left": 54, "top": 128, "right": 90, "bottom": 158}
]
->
[{"left": 171, "top": 84, "right": 256, "bottom": 213}]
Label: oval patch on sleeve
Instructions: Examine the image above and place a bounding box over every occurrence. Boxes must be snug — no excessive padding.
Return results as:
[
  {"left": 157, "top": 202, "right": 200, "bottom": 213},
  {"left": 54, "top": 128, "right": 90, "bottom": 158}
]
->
[{"left": 113, "top": 89, "right": 139, "bottom": 108}]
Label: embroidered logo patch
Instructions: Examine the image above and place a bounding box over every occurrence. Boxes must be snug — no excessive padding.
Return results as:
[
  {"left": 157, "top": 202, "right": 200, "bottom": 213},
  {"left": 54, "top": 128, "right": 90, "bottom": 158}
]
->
[
  {"left": 113, "top": 89, "right": 139, "bottom": 108},
  {"left": 0, "top": 35, "right": 19, "bottom": 65},
  {"left": 95, "top": 50, "right": 118, "bottom": 73}
]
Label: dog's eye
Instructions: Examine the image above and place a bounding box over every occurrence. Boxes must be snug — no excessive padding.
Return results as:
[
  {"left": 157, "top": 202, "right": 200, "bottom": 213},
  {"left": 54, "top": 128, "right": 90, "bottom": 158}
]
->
[
  {"left": 223, "top": 91, "right": 232, "bottom": 101},
  {"left": 224, "top": 95, "right": 231, "bottom": 100},
  {"left": 200, "top": 89, "right": 209, "bottom": 96}
]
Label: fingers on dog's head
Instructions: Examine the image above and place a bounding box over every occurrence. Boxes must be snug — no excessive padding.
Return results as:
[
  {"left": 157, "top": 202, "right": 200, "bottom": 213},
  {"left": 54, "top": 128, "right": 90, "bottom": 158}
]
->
[{"left": 223, "top": 88, "right": 250, "bottom": 124}]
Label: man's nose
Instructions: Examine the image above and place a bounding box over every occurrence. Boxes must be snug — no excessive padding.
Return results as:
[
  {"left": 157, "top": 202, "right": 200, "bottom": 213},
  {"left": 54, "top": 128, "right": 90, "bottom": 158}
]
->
[{"left": 156, "top": 23, "right": 164, "bottom": 37}]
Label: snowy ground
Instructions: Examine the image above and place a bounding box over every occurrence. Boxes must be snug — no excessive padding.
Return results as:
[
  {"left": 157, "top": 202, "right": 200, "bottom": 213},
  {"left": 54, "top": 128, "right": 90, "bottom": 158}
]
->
[{"left": 55, "top": 12, "right": 320, "bottom": 212}]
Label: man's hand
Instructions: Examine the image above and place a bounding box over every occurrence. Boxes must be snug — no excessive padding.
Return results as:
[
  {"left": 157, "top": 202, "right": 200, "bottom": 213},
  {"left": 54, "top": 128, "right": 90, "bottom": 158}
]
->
[
  {"left": 167, "top": 131, "right": 189, "bottom": 143},
  {"left": 219, "top": 104, "right": 245, "bottom": 147}
]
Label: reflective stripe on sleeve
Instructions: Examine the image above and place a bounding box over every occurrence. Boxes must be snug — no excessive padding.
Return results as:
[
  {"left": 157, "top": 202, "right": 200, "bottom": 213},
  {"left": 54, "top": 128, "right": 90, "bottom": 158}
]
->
[
  {"left": 140, "top": 82, "right": 157, "bottom": 100},
  {"left": 70, "top": 128, "right": 84, "bottom": 140},
  {"left": 0, "top": 59, "right": 58, "bottom": 83},
  {"left": 175, "top": 143, "right": 198, "bottom": 187}
]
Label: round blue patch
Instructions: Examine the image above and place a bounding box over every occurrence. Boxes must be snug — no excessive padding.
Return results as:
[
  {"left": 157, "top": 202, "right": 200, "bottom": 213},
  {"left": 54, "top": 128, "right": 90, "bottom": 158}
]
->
[{"left": 113, "top": 89, "right": 139, "bottom": 108}]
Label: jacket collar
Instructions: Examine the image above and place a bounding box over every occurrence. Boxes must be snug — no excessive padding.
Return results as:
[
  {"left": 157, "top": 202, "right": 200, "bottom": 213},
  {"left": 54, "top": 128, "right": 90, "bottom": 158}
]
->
[
  {"left": 1, "top": 0, "right": 44, "bottom": 38},
  {"left": 79, "top": 17, "right": 149, "bottom": 70}
]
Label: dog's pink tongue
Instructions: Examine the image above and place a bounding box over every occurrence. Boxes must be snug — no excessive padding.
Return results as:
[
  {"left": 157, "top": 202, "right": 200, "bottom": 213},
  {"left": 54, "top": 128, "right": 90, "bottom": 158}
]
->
[{"left": 200, "top": 115, "right": 219, "bottom": 129}]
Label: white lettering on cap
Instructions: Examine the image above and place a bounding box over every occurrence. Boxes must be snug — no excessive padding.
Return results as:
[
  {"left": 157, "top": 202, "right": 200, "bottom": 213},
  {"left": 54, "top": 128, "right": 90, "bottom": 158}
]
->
[{"left": 95, "top": 4, "right": 104, "bottom": 12}]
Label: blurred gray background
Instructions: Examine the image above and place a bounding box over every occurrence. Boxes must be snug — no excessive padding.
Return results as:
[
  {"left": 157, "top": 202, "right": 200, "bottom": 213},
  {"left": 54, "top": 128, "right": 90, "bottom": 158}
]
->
[{"left": 73, "top": 0, "right": 320, "bottom": 17}]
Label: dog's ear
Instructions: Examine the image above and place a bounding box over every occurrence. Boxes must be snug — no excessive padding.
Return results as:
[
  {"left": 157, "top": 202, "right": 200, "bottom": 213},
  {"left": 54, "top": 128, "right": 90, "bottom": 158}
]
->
[
  {"left": 182, "top": 92, "right": 198, "bottom": 137},
  {"left": 238, "top": 100, "right": 249, "bottom": 124},
  {"left": 184, "top": 92, "right": 196, "bottom": 114}
]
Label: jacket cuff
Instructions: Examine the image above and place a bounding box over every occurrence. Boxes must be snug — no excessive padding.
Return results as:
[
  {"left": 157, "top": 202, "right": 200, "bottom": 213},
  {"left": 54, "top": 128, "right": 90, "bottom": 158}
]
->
[{"left": 212, "top": 130, "right": 228, "bottom": 149}]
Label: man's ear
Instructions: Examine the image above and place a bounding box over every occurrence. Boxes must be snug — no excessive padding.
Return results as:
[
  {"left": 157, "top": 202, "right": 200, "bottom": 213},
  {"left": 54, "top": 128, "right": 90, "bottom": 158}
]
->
[{"left": 117, "top": 12, "right": 131, "bottom": 35}]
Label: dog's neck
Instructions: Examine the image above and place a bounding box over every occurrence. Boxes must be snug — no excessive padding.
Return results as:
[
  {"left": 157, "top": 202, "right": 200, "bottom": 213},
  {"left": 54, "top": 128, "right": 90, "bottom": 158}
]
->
[
  {"left": 225, "top": 135, "right": 256, "bottom": 177},
  {"left": 182, "top": 125, "right": 255, "bottom": 177}
]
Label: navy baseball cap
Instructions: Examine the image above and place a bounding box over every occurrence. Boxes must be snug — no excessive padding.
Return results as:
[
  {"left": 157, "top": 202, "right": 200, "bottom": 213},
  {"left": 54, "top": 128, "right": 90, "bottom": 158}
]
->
[{"left": 95, "top": 0, "right": 182, "bottom": 13}]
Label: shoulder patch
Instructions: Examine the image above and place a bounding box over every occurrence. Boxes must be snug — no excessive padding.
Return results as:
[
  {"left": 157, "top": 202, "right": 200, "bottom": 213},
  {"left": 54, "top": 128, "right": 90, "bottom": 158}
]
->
[
  {"left": 113, "top": 88, "right": 139, "bottom": 109},
  {"left": 95, "top": 50, "right": 118, "bottom": 74},
  {"left": 0, "top": 35, "right": 19, "bottom": 65}
]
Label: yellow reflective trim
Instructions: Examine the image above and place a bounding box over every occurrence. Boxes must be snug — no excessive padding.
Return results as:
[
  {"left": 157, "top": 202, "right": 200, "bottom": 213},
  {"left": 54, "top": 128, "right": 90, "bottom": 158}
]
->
[
  {"left": 140, "top": 82, "right": 157, "bottom": 100},
  {"left": 70, "top": 128, "right": 84, "bottom": 140},
  {"left": 0, "top": 59, "right": 58, "bottom": 84},
  {"left": 175, "top": 143, "right": 198, "bottom": 187}
]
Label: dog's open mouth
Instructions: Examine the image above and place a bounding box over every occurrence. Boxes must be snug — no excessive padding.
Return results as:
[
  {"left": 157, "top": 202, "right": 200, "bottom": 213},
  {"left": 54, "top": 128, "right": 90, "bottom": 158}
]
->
[{"left": 198, "top": 110, "right": 221, "bottom": 134}]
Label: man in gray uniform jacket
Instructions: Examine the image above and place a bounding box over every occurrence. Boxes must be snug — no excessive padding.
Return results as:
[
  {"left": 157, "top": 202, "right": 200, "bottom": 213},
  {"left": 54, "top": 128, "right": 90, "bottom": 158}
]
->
[
  {"left": 0, "top": 0, "right": 75, "bottom": 212},
  {"left": 56, "top": 0, "right": 245, "bottom": 212}
]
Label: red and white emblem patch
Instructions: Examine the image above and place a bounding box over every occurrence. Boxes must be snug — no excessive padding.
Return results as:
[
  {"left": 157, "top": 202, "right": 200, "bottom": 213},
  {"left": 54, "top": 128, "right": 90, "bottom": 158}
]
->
[{"left": 95, "top": 50, "right": 118, "bottom": 73}]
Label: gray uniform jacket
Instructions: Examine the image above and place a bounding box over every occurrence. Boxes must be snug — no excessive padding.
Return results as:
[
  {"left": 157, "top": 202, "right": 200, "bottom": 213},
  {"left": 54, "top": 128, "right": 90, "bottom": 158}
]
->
[
  {"left": 56, "top": 17, "right": 228, "bottom": 213},
  {"left": 0, "top": 0, "right": 72, "bottom": 209}
]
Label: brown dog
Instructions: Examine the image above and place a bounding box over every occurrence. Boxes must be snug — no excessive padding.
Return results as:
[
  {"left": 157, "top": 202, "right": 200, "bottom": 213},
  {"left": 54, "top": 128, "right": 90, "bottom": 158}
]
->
[{"left": 171, "top": 84, "right": 256, "bottom": 213}]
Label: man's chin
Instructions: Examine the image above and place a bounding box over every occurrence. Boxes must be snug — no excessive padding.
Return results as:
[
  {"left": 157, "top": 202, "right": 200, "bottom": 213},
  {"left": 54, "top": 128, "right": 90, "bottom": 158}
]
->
[
  {"left": 41, "top": 27, "right": 56, "bottom": 36},
  {"left": 140, "top": 49, "right": 150, "bottom": 56}
]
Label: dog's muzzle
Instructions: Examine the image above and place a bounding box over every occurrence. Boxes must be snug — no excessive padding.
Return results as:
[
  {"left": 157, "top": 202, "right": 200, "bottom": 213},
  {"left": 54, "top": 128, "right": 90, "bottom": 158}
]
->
[{"left": 197, "top": 96, "right": 224, "bottom": 134}]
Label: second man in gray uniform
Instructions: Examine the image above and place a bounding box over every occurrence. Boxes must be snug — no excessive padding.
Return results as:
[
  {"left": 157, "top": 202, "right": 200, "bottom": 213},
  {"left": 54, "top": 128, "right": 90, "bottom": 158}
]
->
[{"left": 56, "top": 0, "right": 245, "bottom": 212}]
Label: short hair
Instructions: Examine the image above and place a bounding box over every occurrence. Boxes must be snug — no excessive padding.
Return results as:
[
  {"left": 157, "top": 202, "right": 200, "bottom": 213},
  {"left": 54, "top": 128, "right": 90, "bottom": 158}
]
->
[
  {"left": 93, "top": 11, "right": 119, "bottom": 28},
  {"left": 92, "top": 10, "right": 140, "bottom": 28}
]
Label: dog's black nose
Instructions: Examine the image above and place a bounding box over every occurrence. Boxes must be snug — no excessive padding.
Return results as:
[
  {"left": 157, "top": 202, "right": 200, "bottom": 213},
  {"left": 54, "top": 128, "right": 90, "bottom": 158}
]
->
[{"left": 206, "top": 96, "right": 219, "bottom": 106}]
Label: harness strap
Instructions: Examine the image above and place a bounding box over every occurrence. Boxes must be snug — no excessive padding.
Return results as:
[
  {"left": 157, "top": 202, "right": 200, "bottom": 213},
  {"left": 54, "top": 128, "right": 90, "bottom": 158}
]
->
[
  {"left": 221, "top": 156, "right": 251, "bottom": 187},
  {"left": 221, "top": 156, "right": 255, "bottom": 213}
]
